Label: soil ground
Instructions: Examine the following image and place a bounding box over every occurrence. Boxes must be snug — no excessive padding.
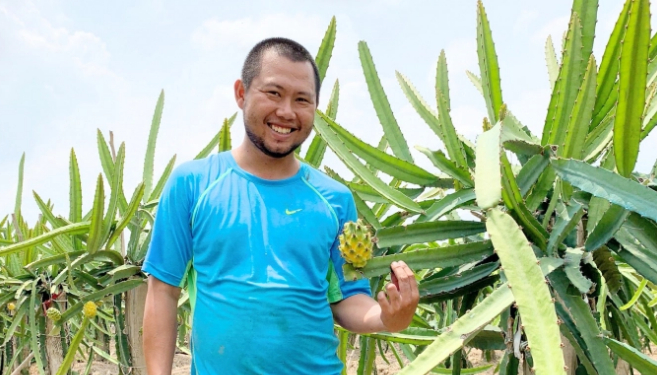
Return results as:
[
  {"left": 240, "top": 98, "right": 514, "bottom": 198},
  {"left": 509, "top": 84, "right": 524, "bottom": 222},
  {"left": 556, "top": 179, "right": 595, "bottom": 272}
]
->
[{"left": 27, "top": 343, "right": 657, "bottom": 374}]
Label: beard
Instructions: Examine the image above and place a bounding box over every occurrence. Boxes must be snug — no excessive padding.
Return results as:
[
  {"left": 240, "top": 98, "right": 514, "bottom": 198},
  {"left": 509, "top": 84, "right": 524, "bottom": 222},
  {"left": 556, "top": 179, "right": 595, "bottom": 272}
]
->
[{"left": 245, "top": 125, "right": 301, "bottom": 159}]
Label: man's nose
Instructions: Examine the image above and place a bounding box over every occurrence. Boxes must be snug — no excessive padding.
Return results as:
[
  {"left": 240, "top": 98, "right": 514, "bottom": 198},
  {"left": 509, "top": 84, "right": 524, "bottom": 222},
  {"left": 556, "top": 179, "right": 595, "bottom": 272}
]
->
[{"left": 276, "top": 99, "right": 295, "bottom": 120}]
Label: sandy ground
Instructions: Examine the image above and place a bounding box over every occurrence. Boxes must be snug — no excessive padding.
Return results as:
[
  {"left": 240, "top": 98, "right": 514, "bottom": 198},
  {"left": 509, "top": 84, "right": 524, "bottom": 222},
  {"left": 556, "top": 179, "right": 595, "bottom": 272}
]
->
[{"left": 27, "top": 342, "right": 657, "bottom": 374}]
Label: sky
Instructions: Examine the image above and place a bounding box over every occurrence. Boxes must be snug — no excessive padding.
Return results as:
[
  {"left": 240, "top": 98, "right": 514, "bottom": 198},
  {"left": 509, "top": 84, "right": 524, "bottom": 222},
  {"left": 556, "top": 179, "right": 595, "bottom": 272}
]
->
[{"left": 1, "top": 0, "right": 656, "bottom": 222}]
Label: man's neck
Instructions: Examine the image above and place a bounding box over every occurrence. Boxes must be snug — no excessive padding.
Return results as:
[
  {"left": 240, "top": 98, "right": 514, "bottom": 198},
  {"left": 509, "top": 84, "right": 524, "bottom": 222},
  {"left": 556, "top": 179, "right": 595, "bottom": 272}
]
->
[{"left": 231, "top": 141, "right": 300, "bottom": 180}]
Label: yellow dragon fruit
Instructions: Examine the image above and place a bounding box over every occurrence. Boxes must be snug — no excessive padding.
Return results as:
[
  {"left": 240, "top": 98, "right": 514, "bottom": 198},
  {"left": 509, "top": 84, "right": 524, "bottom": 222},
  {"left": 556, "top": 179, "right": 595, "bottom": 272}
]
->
[
  {"left": 46, "top": 307, "right": 62, "bottom": 322},
  {"left": 83, "top": 301, "right": 97, "bottom": 318},
  {"left": 338, "top": 219, "right": 373, "bottom": 268}
]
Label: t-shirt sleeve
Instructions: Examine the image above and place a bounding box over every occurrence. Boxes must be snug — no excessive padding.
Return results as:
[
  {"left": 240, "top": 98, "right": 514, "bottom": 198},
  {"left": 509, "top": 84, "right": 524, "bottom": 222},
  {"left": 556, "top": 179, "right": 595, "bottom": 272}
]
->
[
  {"left": 142, "top": 164, "right": 194, "bottom": 288},
  {"left": 327, "top": 193, "right": 372, "bottom": 303}
]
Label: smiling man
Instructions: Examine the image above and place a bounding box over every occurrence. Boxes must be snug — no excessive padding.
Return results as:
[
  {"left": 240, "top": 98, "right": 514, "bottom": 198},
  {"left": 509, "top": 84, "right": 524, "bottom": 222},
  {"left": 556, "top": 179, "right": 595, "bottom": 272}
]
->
[{"left": 142, "top": 38, "right": 419, "bottom": 375}]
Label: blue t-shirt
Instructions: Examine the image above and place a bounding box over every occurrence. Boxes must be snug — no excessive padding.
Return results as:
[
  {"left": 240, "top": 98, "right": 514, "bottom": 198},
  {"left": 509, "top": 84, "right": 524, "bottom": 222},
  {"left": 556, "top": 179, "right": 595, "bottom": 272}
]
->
[{"left": 142, "top": 151, "right": 371, "bottom": 374}]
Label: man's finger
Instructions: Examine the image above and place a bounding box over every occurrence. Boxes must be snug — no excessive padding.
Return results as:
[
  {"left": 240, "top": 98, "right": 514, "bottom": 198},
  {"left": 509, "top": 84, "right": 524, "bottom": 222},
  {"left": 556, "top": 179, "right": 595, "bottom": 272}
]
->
[
  {"left": 377, "top": 290, "right": 391, "bottom": 313},
  {"left": 391, "top": 261, "right": 412, "bottom": 298},
  {"left": 385, "top": 282, "right": 402, "bottom": 310}
]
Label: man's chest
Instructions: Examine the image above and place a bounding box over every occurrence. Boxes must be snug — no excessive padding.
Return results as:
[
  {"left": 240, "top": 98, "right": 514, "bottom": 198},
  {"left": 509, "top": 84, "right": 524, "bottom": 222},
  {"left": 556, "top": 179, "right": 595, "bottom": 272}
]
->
[{"left": 189, "top": 177, "right": 339, "bottom": 283}]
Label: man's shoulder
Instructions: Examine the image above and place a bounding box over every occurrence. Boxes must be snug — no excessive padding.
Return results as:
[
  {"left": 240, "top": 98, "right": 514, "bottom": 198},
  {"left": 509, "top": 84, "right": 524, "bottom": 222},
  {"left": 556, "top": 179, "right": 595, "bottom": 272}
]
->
[
  {"left": 303, "top": 165, "right": 350, "bottom": 193},
  {"left": 171, "top": 152, "right": 232, "bottom": 182}
]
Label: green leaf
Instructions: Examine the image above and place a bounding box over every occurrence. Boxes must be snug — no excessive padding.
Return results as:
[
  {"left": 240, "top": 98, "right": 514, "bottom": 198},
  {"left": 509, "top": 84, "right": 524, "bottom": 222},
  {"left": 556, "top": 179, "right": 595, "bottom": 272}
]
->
[
  {"left": 375, "top": 221, "right": 486, "bottom": 248},
  {"left": 563, "top": 247, "right": 593, "bottom": 294},
  {"left": 113, "top": 293, "right": 132, "bottom": 369},
  {"left": 604, "top": 337, "right": 657, "bottom": 374},
  {"left": 59, "top": 279, "right": 145, "bottom": 324},
  {"left": 552, "top": 158, "right": 657, "bottom": 222},
  {"left": 541, "top": 13, "right": 584, "bottom": 148},
  {"left": 419, "top": 262, "right": 499, "bottom": 301},
  {"left": 29, "top": 279, "right": 45, "bottom": 375},
  {"left": 547, "top": 201, "right": 585, "bottom": 255},
  {"left": 436, "top": 86, "right": 469, "bottom": 170},
  {"left": 314, "top": 16, "right": 336, "bottom": 85},
  {"left": 476, "top": 0, "right": 503, "bottom": 123},
  {"left": 343, "top": 241, "right": 494, "bottom": 280},
  {"left": 52, "top": 250, "right": 125, "bottom": 286},
  {"left": 103, "top": 143, "right": 125, "bottom": 242},
  {"left": 571, "top": 0, "right": 599, "bottom": 73},
  {"left": 149, "top": 154, "right": 176, "bottom": 202},
  {"left": 614, "top": 233, "right": 657, "bottom": 285},
  {"left": 24, "top": 250, "right": 86, "bottom": 271},
  {"left": 516, "top": 152, "right": 550, "bottom": 196},
  {"left": 194, "top": 113, "right": 237, "bottom": 159},
  {"left": 32, "top": 191, "right": 64, "bottom": 229},
  {"left": 593, "top": 0, "right": 631, "bottom": 126},
  {"left": 306, "top": 79, "right": 339, "bottom": 167},
  {"left": 621, "top": 213, "right": 657, "bottom": 254},
  {"left": 359, "top": 41, "right": 413, "bottom": 162},
  {"left": 108, "top": 183, "right": 145, "bottom": 250},
  {"left": 348, "top": 182, "right": 426, "bottom": 203},
  {"left": 585, "top": 204, "right": 629, "bottom": 251},
  {"left": 218, "top": 116, "right": 232, "bottom": 152},
  {"left": 614, "top": 0, "right": 651, "bottom": 177},
  {"left": 525, "top": 166, "right": 557, "bottom": 212},
  {"left": 474, "top": 123, "right": 502, "bottom": 209},
  {"left": 396, "top": 71, "right": 443, "bottom": 143},
  {"left": 14, "top": 152, "right": 25, "bottom": 217},
  {"left": 435, "top": 50, "right": 451, "bottom": 111},
  {"left": 143, "top": 89, "right": 165, "bottom": 202},
  {"left": 650, "top": 31, "right": 657, "bottom": 60},
  {"left": 86, "top": 174, "right": 106, "bottom": 254},
  {"left": 500, "top": 153, "right": 549, "bottom": 252},
  {"left": 619, "top": 278, "right": 648, "bottom": 311},
  {"left": 545, "top": 36, "right": 559, "bottom": 91},
  {"left": 56, "top": 317, "right": 90, "bottom": 375},
  {"left": 550, "top": 270, "right": 617, "bottom": 375},
  {"left": 97, "top": 129, "right": 114, "bottom": 182},
  {"left": 319, "top": 111, "right": 441, "bottom": 186},
  {"left": 397, "top": 285, "right": 514, "bottom": 375},
  {"left": 69, "top": 148, "right": 83, "bottom": 226},
  {"left": 583, "top": 111, "right": 614, "bottom": 162},
  {"left": 642, "top": 83, "right": 657, "bottom": 139},
  {"left": 466, "top": 70, "right": 484, "bottom": 96},
  {"left": 313, "top": 111, "right": 422, "bottom": 213},
  {"left": 416, "top": 147, "right": 473, "bottom": 187},
  {"left": 326, "top": 79, "right": 340, "bottom": 120},
  {"left": 323, "top": 168, "right": 381, "bottom": 230},
  {"left": 419, "top": 188, "right": 476, "bottom": 223},
  {"left": 0, "top": 221, "right": 91, "bottom": 257},
  {"left": 562, "top": 55, "right": 597, "bottom": 159},
  {"left": 486, "top": 208, "right": 565, "bottom": 375}
]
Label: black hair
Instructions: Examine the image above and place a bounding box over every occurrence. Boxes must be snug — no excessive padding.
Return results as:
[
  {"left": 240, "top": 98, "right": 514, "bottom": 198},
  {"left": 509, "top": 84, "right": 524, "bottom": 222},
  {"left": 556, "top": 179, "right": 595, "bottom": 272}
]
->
[{"left": 241, "top": 37, "right": 320, "bottom": 102}]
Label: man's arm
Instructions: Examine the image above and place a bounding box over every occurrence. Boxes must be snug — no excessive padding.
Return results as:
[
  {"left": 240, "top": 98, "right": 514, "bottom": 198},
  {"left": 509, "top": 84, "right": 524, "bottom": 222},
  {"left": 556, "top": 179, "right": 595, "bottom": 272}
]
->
[
  {"left": 143, "top": 275, "right": 182, "bottom": 375},
  {"left": 330, "top": 261, "right": 419, "bottom": 333}
]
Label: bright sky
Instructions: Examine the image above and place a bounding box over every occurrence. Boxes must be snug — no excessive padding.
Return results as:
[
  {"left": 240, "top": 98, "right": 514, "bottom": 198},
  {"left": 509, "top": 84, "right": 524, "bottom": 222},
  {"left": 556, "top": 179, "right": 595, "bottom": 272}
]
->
[{"left": 1, "top": 0, "right": 656, "bottom": 222}]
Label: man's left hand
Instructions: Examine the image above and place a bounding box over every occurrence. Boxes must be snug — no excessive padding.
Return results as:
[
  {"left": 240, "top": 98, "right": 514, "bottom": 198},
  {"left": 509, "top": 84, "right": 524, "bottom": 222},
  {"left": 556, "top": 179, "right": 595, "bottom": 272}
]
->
[{"left": 377, "top": 261, "right": 420, "bottom": 332}]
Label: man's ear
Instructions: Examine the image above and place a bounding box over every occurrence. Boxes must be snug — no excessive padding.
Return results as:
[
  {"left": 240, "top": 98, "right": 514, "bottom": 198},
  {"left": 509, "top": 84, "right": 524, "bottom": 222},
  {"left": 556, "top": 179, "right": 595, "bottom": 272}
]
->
[{"left": 234, "top": 79, "right": 246, "bottom": 109}]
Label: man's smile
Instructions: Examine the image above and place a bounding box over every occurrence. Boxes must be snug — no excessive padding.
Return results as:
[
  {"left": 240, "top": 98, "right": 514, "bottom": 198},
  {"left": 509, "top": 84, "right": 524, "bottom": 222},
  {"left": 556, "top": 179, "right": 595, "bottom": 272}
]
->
[{"left": 268, "top": 123, "right": 296, "bottom": 134}]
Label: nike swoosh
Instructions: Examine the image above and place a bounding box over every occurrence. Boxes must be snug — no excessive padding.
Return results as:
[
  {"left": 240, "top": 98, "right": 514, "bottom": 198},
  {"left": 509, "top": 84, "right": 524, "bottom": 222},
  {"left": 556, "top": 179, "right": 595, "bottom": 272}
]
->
[{"left": 285, "top": 209, "right": 303, "bottom": 215}]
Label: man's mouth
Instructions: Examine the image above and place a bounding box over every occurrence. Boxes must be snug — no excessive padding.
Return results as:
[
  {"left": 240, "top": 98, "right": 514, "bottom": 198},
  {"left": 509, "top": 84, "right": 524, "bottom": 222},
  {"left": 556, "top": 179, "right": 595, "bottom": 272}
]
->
[{"left": 268, "top": 123, "right": 294, "bottom": 134}]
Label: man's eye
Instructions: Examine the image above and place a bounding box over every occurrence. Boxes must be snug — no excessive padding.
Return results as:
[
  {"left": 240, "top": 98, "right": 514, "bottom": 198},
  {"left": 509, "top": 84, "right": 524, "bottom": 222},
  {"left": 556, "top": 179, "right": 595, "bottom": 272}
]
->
[{"left": 268, "top": 91, "right": 280, "bottom": 96}]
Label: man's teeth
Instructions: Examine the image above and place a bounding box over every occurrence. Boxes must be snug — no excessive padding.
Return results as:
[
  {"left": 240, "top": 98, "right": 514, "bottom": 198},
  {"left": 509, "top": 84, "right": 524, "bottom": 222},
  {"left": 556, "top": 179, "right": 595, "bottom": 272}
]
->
[{"left": 270, "top": 124, "right": 292, "bottom": 134}]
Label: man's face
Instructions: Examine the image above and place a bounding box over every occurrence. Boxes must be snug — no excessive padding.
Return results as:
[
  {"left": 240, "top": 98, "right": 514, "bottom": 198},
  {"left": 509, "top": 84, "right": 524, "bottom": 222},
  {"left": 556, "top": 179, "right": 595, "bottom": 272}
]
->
[{"left": 235, "top": 50, "right": 317, "bottom": 159}]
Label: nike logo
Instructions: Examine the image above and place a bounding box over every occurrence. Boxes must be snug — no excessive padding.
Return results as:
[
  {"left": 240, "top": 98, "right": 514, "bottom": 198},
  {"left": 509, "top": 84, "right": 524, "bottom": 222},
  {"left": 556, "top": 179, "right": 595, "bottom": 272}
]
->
[{"left": 285, "top": 209, "right": 303, "bottom": 215}]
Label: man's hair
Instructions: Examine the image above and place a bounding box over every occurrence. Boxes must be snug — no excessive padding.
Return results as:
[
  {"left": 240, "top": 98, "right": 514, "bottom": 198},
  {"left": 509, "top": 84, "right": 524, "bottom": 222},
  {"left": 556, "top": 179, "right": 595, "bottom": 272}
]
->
[{"left": 241, "top": 37, "right": 321, "bottom": 102}]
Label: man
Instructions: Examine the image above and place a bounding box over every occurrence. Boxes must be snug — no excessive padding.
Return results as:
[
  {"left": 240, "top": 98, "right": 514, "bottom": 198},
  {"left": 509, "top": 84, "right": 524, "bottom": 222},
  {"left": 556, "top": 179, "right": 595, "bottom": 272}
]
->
[{"left": 142, "top": 37, "right": 419, "bottom": 375}]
